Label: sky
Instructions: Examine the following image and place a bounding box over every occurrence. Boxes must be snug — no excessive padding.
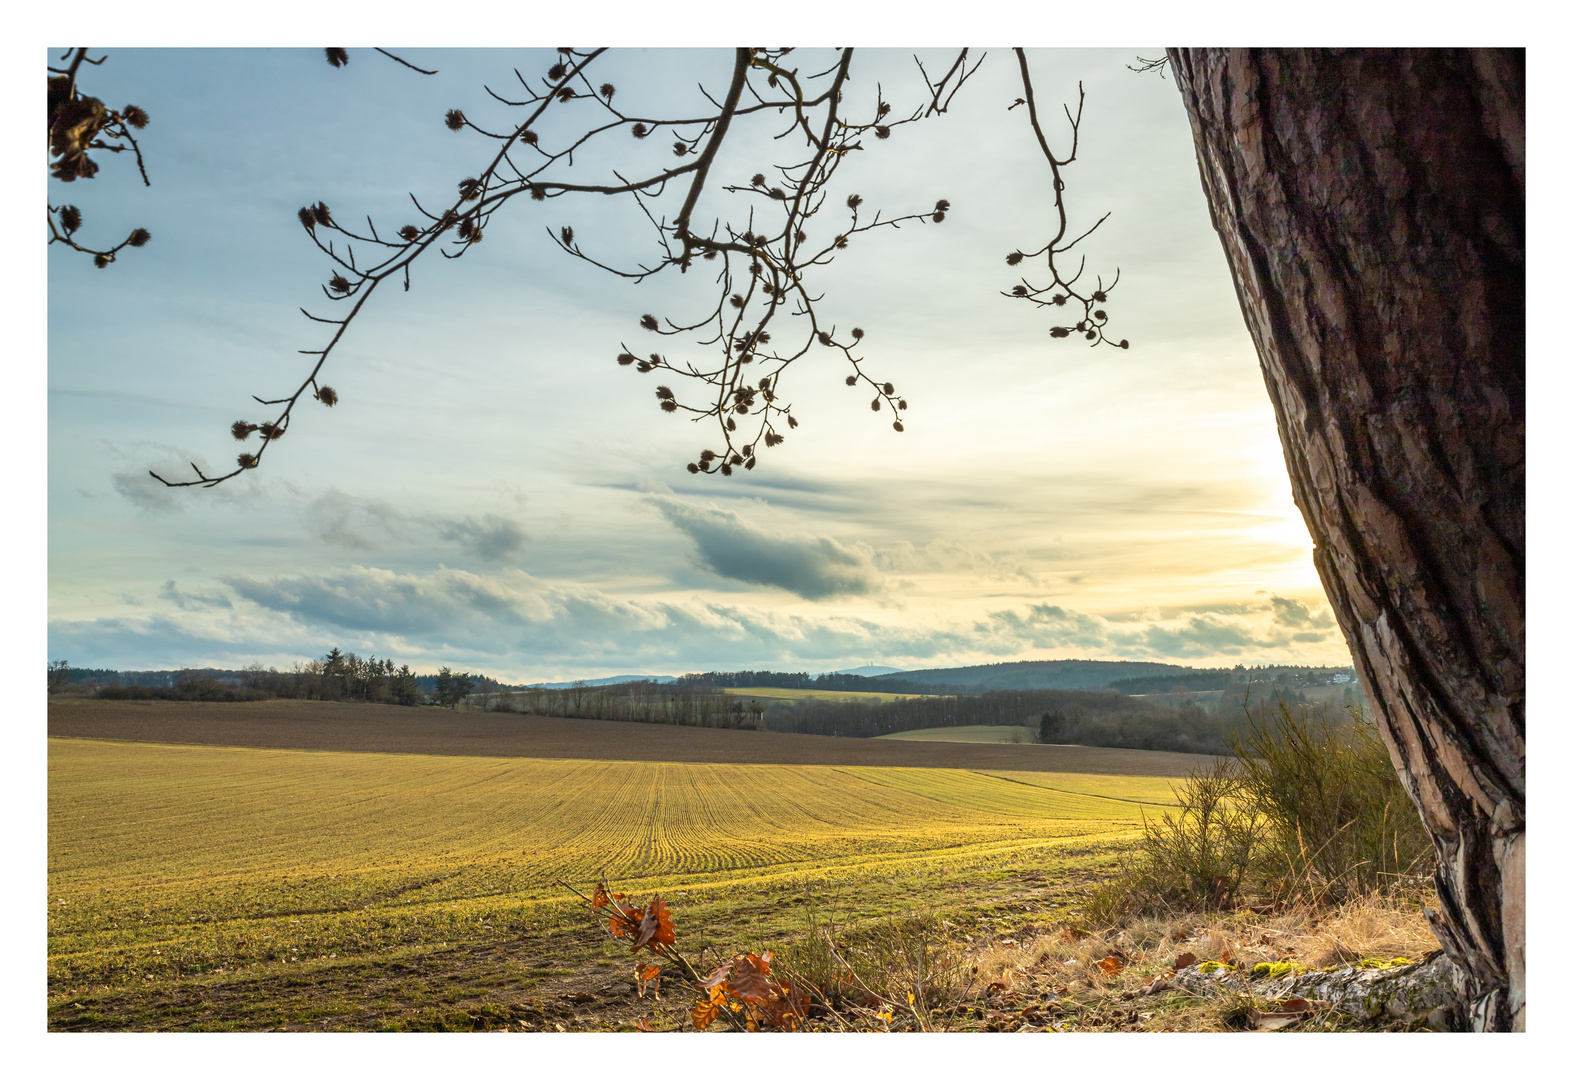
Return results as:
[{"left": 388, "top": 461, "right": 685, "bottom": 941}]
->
[{"left": 46, "top": 45, "right": 1362, "bottom": 682}]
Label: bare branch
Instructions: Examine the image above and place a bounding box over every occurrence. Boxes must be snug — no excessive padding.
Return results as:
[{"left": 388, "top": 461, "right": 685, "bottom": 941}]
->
[{"left": 1002, "top": 49, "right": 1128, "bottom": 353}]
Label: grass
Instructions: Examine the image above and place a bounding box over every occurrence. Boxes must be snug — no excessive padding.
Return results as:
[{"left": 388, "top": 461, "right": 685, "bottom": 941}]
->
[
  {"left": 49, "top": 735, "right": 1150, "bottom": 1028},
  {"left": 722, "top": 686, "right": 934, "bottom": 704},
  {"left": 877, "top": 725, "right": 1036, "bottom": 743}
]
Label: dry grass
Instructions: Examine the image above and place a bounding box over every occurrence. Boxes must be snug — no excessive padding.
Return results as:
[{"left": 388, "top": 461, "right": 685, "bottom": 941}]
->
[{"left": 949, "top": 888, "right": 1439, "bottom": 1031}]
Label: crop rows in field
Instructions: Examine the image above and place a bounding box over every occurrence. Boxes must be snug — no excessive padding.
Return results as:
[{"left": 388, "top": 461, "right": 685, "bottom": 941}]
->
[
  {"left": 836, "top": 767, "right": 1181, "bottom": 819},
  {"left": 48, "top": 737, "right": 1162, "bottom": 991}
]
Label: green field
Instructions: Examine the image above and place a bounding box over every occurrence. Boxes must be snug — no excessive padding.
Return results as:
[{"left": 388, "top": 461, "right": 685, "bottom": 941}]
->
[
  {"left": 48, "top": 722, "right": 1179, "bottom": 1030},
  {"left": 877, "top": 724, "right": 1038, "bottom": 743},
  {"left": 722, "top": 686, "right": 934, "bottom": 704}
]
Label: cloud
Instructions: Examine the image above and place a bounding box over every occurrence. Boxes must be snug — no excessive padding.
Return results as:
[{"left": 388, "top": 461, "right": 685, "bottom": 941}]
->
[
  {"left": 53, "top": 562, "right": 1350, "bottom": 680},
  {"left": 301, "top": 490, "right": 525, "bottom": 563},
  {"left": 651, "top": 498, "right": 881, "bottom": 600},
  {"left": 112, "top": 470, "right": 181, "bottom": 513},
  {"left": 977, "top": 597, "right": 1342, "bottom": 661},
  {"left": 437, "top": 514, "right": 527, "bottom": 562},
  {"left": 1270, "top": 595, "right": 1336, "bottom": 630},
  {"left": 160, "top": 580, "right": 233, "bottom": 610}
]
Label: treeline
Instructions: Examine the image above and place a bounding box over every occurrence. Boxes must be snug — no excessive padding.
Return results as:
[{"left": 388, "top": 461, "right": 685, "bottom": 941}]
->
[
  {"left": 1106, "top": 668, "right": 1236, "bottom": 695},
  {"left": 1038, "top": 700, "right": 1253, "bottom": 756},
  {"left": 48, "top": 652, "right": 502, "bottom": 708},
  {"left": 475, "top": 680, "right": 1311, "bottom": 754},
  {"left": 759, "top": 688, "right": 1210, "bottom": 742},
  {"left": 674, "top": 669, "right": 962, "bottom": 696},
  {"left": 236, "top": 649, "right": 423, "bottom": 704},
  {"left": 477, "top": 681, "right": 764, "bottom": 729},
  {"left": 772, "top": 685, "right": 1317, "bottom": 753}
]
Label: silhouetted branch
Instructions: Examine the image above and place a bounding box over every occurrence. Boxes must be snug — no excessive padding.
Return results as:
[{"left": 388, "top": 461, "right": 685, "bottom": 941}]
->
[
  {"left": 46, "top": 48, "right": 153, "bottom": 268},
  {"left": 1001, "top": 48, "right": 1128, "bottom": 352},
  {"left": 155, "top": 47, "right": 975, "bottom": 488}
]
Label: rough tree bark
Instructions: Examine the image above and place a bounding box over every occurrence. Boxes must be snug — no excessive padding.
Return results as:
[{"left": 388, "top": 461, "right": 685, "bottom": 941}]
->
[{"left": 1168, "top": 49, "right": 1524, "bottom": 1031}]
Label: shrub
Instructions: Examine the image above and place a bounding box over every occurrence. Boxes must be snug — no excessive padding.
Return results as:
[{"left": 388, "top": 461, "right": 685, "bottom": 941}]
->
[
  {"left": 1084, "top": 758, "right": 1269, "bottom": 922},
  {"left": 1086, "top": 701, "right": 1433, "bottom": 922},
  {"left": 1235, "top": 702, "right": 1432, "bottom": 903}
]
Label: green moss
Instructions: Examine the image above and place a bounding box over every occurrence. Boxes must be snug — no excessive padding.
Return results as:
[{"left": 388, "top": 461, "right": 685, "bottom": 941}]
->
[{"left": 1250, "top": 960, "right": 1301, "bottom": 978}]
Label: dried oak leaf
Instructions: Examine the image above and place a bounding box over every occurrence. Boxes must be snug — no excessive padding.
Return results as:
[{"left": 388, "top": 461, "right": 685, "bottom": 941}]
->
[
  {"left": 633, "top": 895, "right": 675, "bottom": 951},
  {"left": 691, "top": 984, "right": 726, "bottom": 1030},
  {"left": 1172, "top": 951, "right": 1198, "bottom": 970},
  {"left": 1096, "top": 955, "right": 1124, "bottom": 977},
  {"left": 699, "top": 959, "right": 733, "bottom": 990},
  {"left": 726, "top": 953, "right": 773, "bottom": 1003}
]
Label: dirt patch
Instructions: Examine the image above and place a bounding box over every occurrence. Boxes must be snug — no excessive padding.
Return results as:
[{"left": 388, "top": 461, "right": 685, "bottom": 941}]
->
[{"left": 48, "top": 699, "right": 1215, "bottom": 777}]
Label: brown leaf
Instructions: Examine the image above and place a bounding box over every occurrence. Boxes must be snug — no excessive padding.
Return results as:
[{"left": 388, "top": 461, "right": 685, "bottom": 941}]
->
[
  {"left": 1250, "top": 1009, "right": 1307, "bottom": 1031},
  {"left": 608, "top": 902, "right": 641, "bottom": 940},
  {"left": 691, "top": 986, "right": 724, "bottom": 1031},
  {"left": 592, "top": 883, "right": 610, "bottom": 911},
  {"left": 699, "top": 958, "right": 734, "bottom": 990},
  {"left": 1277, "top": 997, "right": 1311, "bottom": 1013},
  {"left": 1142, "top": 978, "right": 1171, "bottom": 996},
  {"left": 1173, "top": 951, "right": 1198, "bottom": 970},
  {"left": 635, "top": 1018, "right": 652, "bottom": 1032},
  {"left": 1097, "top": 956, "right": 1125, "bottom": 977},
  {"left": 1060, "top": 927, "right": 1088, "bottom": 943},
  {"left": 633, "top": 895, "right": 675, "bottom": 951},
  {"left": 727, "top": 953, "right": 773, "bottom": 1002}
]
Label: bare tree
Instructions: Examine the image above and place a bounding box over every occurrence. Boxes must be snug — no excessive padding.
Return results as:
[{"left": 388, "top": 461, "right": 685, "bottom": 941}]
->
[{"left": 1170, "top": 48, "right": 1524, "bottom": 1031}]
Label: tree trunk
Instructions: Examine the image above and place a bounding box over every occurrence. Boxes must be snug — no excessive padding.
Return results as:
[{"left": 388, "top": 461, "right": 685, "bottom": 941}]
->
[{"left": 1169, "top": 48, "right": 1524, "bottom": 1031}]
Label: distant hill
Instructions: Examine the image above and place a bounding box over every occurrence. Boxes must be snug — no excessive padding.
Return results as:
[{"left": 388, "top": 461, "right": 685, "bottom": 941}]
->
[
  {"left": 823, "top": 665, "right": 905, "bottom": 677},
  {"left": 876, "top": 659, "right": 1201, "bottom": 691},
  {"left": 525, "top": 675, "right": 678, "bottom": 689}
]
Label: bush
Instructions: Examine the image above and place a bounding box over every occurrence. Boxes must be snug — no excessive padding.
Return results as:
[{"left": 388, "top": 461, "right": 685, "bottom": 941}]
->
[
  {"left": 1086, "top": 702, "right": 1433, "bottom": 922},
  {"left": 1236, "top": 702, "right": 1432, "bottom": 903}
]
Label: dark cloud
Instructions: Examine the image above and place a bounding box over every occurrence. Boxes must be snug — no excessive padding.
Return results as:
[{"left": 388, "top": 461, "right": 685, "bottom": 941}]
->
[{"left": 652, "top": 498, "right": 880, "bottom": 600}]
